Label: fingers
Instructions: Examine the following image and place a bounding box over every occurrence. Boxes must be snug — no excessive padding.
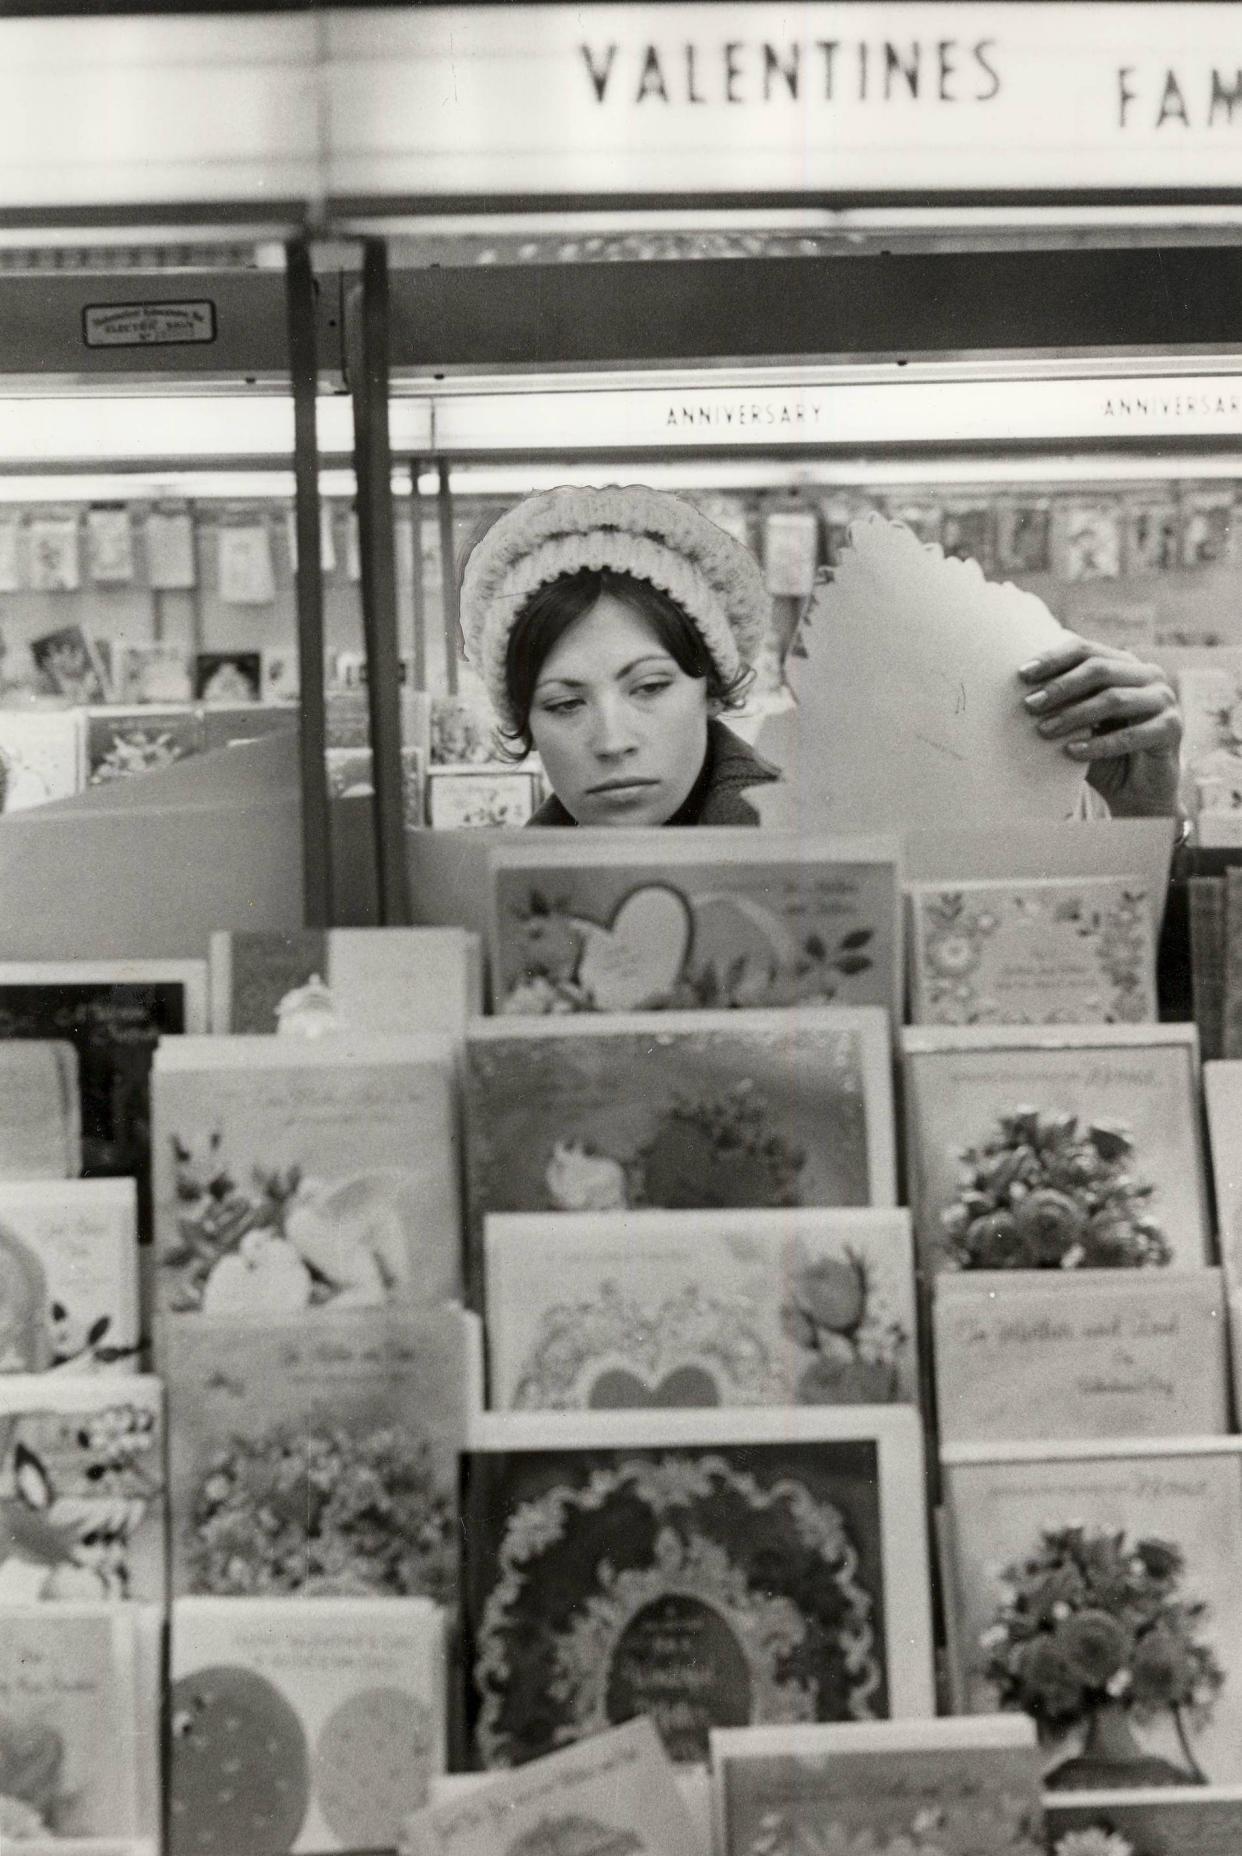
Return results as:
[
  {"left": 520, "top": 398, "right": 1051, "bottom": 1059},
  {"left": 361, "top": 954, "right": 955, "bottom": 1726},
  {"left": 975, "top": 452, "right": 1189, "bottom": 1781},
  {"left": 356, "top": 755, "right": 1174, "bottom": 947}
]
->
[
  {"left": 1061, "top": 707, "right": 1183, "bottom": 763},
  {"left": 1022, "top": 652, "right": 1168, "bottom": 722},
  {"left": 1018, "top": 634, "right": 1127, "bottom": 683},
  {"left": 1033, "top": 680, "right": 1177, "bottom": 742}
]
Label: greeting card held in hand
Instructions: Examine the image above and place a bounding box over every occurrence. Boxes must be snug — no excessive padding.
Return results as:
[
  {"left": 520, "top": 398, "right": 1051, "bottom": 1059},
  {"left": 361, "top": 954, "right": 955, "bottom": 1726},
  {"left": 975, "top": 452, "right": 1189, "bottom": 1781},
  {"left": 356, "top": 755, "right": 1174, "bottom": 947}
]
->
[
  {"left": 933, "top": 1268, "right": 1228, "bottom": 1445},
  {"left": 151, "top": 1034, "right": 461, "bottom": 1320},
  {"left": 0, "top": 1178, "right": 139, "bottom": 1374},
  {"left": 487, "top": 830, "right": 900, "bottom": 1020},
  {"left": 943, "top": 1437, "right": 1242, "bottom": 1791},
  {"left": 485, "top": 1206, "right": 917, "bottom": 1411},
  {"left": 169, "top": 1596, "right": 446, "bottom": 1856},
  {"left": 163, "top": 1307, "right": 471, "bottom": 1602},
  {"left": 908, "top": 878, "right": 1156, "bottom": 1026},
  {"left": 0, "top": 1603, "right": 143, "bottom": 1839},
  {"left": 400, "top": 1717, "right": 695, "bottom": 1856},
  {"left": 753, "top": 516, "right": 1086, "bottom": 832},
  {"left": 710, "top": 1715, "right": 1044, "bottom": 1856},
  {"left": 902, "top": 1024, "right": 1209, "bottom": 1276}
]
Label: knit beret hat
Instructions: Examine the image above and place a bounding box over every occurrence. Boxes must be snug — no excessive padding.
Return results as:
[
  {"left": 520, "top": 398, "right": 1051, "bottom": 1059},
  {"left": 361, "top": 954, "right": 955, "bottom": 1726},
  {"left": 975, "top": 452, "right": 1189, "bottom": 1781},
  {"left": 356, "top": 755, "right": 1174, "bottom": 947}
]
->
[{"left": 459, "top": 484, "right": 771, "bottom": 730}]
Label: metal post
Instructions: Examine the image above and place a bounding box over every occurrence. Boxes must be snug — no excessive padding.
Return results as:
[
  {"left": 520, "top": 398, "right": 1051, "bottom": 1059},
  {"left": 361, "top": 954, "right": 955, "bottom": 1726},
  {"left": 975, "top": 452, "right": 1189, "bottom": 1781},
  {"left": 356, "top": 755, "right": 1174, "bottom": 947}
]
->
[
  {"left": 436, "top": 458, "right": 460, "bottom": 696},
  {"left": 284, "top": 236, "right": 332, "bottom": 927},
  {"left": 346, "top": 238, "right": 411, "bottom": 925},
  {"left": 409, "top": 460, "right": 428, "bottom": 694}
]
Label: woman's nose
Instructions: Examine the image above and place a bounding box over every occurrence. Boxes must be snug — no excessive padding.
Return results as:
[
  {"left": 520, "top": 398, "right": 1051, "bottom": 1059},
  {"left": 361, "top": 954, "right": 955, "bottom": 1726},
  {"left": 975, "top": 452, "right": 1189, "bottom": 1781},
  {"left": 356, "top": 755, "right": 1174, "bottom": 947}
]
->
[{"left": 589, "top": 694, "right": 638, "bottom": 756}]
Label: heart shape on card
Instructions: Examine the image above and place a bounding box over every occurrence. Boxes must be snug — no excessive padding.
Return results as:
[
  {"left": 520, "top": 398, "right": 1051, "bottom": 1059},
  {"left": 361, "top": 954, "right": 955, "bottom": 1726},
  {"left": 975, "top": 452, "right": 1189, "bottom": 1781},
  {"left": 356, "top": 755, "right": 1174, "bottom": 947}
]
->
[
  {"left": 576, "top": 885, "right": 692, "bottom": 1010},
  {"left": 588, "top": 1363, "right": 720, "bottom": 1409}
]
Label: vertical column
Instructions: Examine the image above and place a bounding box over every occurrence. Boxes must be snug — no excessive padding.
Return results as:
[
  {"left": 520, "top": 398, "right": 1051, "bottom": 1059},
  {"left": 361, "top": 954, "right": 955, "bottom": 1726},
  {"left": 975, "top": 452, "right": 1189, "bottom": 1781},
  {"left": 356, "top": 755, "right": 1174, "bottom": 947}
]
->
[
  {"left": 437, "top": 459, "right": 460, "bottom": 696},
  {"left": 409, "top": 460, "right": 428, "bottom": 694},
  {"left": 284, "top": 235, "right": 332, "bottom": 927},
  {"left": 346, "top": 238, "right": 412, "bottom": 925}
]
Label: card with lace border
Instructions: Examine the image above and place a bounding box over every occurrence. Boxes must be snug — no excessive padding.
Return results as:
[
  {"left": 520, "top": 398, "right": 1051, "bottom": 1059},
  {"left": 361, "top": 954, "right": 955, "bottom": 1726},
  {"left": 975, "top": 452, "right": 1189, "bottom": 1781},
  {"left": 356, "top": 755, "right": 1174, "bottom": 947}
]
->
[
  {"left": 168, "top": 1596, "right": 446, "bottom": 1856},
  {"left": 933, "top": 1268, "right": 1229, "bottom": 1447},
  {"left": 0, "top": 1178, "right": 140, "bottom": 1375},
  {"left": 709, "top": 1715, "right": 1045, "bottom": 1856},
  {"left": 941, "top": 1436, "right": 1242, "bottom": 1794},
  {"left": 0, "top": 1601, "right": 144, "bottom": 1842},
  {"left": 483, "top": 1207, "right": 918, "bottom": 1412},
  {"left": 485, "top": 829, "right": 901, "bottom": 1021},
  {"left": 400, "top": 1717, "right": 697, "bottom": 1856},
  {"left": 150, "top": 1033, "right": 462, "bottom": 1323},
  {"left": 907, "top": 878, "right": 1156, "bottom": 1028},
  {"left": 461, "top": 1404, "right": 933, "bottom": 1770},
  {"left": 1043, "top": 1782, "right": 1242, "bottom": 1855},
  {"left": 901, "top": 1024, "right": 1210, "bottom": 1278},
  {"left": 464, "top": 1008, "right": 896, "bottom": 1305},
  {"left": 0, "top": 1375, "right": 164, "bottom": 1603},
  {"left": 163, "top": 1306, "right": 476, "bottom": 1603}
]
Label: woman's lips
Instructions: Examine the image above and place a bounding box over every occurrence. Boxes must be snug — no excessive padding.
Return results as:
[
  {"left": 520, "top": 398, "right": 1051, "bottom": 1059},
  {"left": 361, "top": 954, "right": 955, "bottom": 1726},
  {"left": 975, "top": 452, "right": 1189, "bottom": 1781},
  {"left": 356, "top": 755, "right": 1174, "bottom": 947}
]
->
[{"left": 587, "top": 778, "right": 658, "bottom": 795}]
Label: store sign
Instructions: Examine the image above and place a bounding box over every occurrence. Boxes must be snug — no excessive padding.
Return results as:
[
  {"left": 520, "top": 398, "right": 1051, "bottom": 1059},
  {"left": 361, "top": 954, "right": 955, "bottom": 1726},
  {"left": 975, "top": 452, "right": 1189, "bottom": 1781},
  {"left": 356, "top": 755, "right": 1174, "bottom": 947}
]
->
[
  {"left": 428, "top": 373, "right": 1242, "bottom": 452},
  {"left": 83, "top": 302, "right": 216, "bottom": 348},
  {"left": 324, "top": 2, "right": 1242, "bottom": 198}
]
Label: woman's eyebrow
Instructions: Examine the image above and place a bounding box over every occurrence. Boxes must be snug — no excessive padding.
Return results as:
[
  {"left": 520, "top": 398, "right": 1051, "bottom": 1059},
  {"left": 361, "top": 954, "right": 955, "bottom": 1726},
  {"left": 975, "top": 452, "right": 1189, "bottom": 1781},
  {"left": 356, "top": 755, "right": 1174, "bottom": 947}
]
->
[{"left": 535, "top": 653, "right": 675, "bottom": 693}]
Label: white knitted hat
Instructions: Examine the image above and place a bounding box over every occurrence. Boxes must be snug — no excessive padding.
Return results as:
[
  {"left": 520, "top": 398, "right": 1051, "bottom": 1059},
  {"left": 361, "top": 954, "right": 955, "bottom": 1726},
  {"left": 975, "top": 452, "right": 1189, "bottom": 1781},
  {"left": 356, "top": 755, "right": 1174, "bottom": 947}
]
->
[{"left": 459, "top": 484, "right": 771, "bottom": 729}]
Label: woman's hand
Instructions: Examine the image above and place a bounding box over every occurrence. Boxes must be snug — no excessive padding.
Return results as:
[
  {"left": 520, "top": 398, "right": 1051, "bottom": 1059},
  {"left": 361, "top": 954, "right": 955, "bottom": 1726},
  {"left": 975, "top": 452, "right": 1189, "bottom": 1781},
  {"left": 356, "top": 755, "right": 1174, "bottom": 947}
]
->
[{"left": 1018, "top": 635, "right": 1183, "bottom": 818}]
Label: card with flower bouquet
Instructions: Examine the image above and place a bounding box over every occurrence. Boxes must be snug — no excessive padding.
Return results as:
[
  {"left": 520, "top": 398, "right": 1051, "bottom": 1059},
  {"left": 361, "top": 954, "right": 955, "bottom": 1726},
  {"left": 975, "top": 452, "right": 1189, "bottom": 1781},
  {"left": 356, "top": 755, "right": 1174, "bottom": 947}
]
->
[
  {"left": 168, "top": 1595, "right": 446, "bottom": 1856},
  {"left": 942, "top": 1436, "right": 1242, "bottom": 1792},
  {"left": 464, "top": 1008, "right": 895, "bottom": 1304},
  {"left": 486, "top": 829, "right": 900, "bottom": 1020},
  {"left": 0, "top": 1374, "right": 164, "bottom": 1603},
  {"left": 933, "top": 1269, "right": 1229, "bottom": 1446},
  {"left": 164, "top": 1305, "right": 474, "bottom": 1601},
  {"left": 1202, "top": 1064, "right": 1242, "bottom": 1283},
  {"left": 461, "top": 1404, "right": 934, "bottom": 1769},
  {"left": 1044, "top": 1783, "right": 1242, "bottom": 1855},
  {"left": 901, "top": 1025, "right": 1209, "bottom": 1278},
  {"left": 709, "top": 1714, "right": 1045, "bottom": 1856},
  {"left": 0, "top": 1601, "right": 144, "bottom": 1841},
  {"left": 0, "top": 1178, "right": 139, "bottom": 1374},
  {"left": 907, "top": 878, "right": 1156, "bottom": 1028},
  {"left": 484, "top": 1207, "right": 917, "bottom": 1411},
  {"left": 150, "top": 1034, "right": 462, "bottom": 1327}
]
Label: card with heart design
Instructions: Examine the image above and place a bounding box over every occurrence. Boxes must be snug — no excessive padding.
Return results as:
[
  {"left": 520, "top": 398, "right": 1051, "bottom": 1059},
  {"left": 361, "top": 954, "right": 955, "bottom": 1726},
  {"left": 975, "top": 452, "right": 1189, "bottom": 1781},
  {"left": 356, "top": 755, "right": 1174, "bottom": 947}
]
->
[
  {"left": 483, "top": 1206, "right": 917, "bottom": 1412},
  {"left": 486, "top": 828, "right": 901, "bottom": 1020},
  {"left": 464, "top": 1007, "right": 896, "bottom": 1305},
  {"left": 462, "top": 1405, "right": 933, "bottom": 1770}
]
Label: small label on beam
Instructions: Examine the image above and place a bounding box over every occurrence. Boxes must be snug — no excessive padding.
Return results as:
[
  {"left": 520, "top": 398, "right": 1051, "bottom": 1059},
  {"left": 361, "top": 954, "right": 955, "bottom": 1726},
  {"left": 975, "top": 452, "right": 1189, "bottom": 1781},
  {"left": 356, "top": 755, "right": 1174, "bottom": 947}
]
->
[{"left": 83, "top": 301, "right": 217, "bottom": 349}]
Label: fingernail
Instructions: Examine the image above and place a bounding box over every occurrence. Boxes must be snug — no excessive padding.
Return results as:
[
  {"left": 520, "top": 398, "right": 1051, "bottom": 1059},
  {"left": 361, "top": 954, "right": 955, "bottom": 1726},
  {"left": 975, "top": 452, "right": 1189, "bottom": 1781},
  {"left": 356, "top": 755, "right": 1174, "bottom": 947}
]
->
[
  {"left": 1065, "top": 739, "right": 1090, "bottom": 756},
  {"left": 1037, "top": 717, "right": 1061, "bottom": 736},
  {"left": 1018, "top": 659, "right": 1043, "bottom": 677},
  {"left": 1024, "top": 690, "right": 1048, "bottom": 711}
]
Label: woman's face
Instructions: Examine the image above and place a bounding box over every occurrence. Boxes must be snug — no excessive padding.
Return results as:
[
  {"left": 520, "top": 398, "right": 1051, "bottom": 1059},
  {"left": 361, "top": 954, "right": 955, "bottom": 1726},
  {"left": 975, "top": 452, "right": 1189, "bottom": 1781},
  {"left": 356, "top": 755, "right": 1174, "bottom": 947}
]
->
[{"left": 527, "top": 592, "right": 711, "bottom": 827}]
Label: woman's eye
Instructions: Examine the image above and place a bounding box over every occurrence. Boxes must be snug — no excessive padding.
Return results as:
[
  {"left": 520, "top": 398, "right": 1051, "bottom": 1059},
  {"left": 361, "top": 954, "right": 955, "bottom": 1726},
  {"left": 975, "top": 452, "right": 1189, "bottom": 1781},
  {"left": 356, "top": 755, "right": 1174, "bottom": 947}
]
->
[
  {"left": 541, "top": 697, "right": 582, "bottom": 717},
  {"left": 632, "top": 679, "right": 672, "bottom": 699}
]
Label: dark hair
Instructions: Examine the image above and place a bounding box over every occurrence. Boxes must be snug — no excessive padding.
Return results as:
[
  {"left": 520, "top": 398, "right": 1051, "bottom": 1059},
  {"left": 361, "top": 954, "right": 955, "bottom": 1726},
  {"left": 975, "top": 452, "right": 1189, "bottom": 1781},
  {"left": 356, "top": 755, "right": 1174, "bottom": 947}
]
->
[{"left": 500, "top": 567, "right": 750, "bottom": 755}]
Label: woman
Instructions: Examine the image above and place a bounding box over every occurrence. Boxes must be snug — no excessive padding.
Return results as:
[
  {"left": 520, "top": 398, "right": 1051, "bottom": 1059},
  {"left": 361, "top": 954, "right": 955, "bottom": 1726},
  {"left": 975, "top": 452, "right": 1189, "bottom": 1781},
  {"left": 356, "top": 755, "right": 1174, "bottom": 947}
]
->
[{"left": 460, "top": 484, "right": 1182, "bottom": 828}]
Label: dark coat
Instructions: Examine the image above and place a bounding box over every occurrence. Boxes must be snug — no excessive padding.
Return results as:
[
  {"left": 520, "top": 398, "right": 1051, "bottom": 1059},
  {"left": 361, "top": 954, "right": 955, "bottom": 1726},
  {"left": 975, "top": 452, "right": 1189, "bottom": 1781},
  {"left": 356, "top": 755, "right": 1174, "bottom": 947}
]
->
[{"left": 526, "top": 717, "right": 780, "bottom": 827}]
